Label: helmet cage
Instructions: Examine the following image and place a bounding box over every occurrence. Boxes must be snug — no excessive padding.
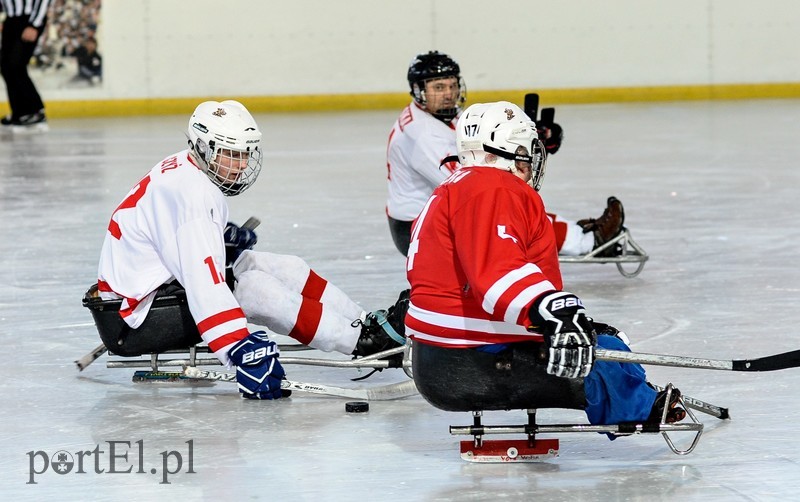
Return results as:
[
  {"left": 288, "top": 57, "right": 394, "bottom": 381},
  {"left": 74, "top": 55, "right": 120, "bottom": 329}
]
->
[
  {"left": 483, "top": 138, "right": 548, "bottom": 191},
  {"left": 187, "top": 101, "right": 263, "bottom": 197},
  {"left": 411, "top": 76, "right": 466, "bottom": 122},
  {"left": 407, "top": 51, "right": 465, "bottom": 121}
]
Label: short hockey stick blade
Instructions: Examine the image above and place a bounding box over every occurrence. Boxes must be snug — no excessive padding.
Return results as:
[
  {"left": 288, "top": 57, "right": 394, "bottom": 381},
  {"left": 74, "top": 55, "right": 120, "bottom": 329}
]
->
[
  {"left": 540, "top": 107, "right": 556, "bottom": 126},
  {"left": 75, "top": 343, "right": 108, "bottom": 371},
  {"left": 597, "top": 347, "right": 800, "bottom": 372},
  {"left": 182, "top": 367, "right": 417, "bottom": 400},
  {"left": 650, "top": 384, "right": 729, "bottom": 420},
  {"left": 523, "top": 93, "right": 539, "bottom": 120},
  {"left": 731, "top": 349, "right": 800, "bottom": 371},
  {"left": 241, "top": 216, "right": 261, "bottom": 230}
]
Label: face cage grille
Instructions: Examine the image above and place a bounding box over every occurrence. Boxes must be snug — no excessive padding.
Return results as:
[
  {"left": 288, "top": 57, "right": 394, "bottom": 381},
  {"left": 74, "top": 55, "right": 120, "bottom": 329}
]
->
[
  {"left": 207, "top": 148, "right": 263, "bottom": 196},
  {"left": 416, "top": 77, "right": 467, "bottom": 120}
]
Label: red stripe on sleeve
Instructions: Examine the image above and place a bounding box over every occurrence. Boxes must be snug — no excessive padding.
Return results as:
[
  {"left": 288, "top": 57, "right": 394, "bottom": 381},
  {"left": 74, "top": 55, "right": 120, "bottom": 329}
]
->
[
  {"left": 197, "top": 308, "right": 246, "bottom": 334},
  {"left": 288, "top": 297, "right": 322, "bottom": 346},
  {"left": 301, "top": 270, "right": 327, "bottom": 302},
  {"left": 109, "top": 219, "right": 122, "bottom": 239},
  {"left": 208, "top": 328, "right": 250, "bottom": 353}
]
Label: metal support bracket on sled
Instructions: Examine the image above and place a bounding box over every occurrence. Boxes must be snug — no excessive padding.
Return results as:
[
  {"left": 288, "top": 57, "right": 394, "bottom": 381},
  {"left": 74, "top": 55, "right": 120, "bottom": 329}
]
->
[
  {"left": 450, "top": 385, "right": 704, "bottom": 462},
  {"left": 558, "top": 228, "right": 649, "bottom": 278},
  {"left": 105, "top": 344, "right": 411, "bottom": 371},
  {"left": 101, "top": 344, "right": 417, "bottom": 400}
]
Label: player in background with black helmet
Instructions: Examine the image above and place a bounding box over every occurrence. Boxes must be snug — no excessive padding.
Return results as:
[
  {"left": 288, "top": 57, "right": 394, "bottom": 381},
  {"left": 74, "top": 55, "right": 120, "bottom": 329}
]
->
[{"left": 385, "top": 50, "right": 624, "bottom": 258}]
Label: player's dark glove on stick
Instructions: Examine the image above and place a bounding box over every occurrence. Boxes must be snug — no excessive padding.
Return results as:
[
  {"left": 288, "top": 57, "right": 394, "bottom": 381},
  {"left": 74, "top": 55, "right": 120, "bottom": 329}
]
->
[
  {"left": 529, "top": 291, "right": 596, "bottom": 378},
  {"left": 227, "top": 331, "right": 287, "bottom": 400},
  {"left": 537, "top": 122, "right": 563, "bottom": 155},
  {"left": 224, "top": 221, "right": 258, "bottom": 266}
]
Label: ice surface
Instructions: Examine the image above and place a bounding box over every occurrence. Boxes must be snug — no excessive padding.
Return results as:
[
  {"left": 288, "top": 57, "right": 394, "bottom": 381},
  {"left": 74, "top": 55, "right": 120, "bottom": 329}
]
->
[{"left": 2, "top": 101, "right": 800, "bottom": 500}]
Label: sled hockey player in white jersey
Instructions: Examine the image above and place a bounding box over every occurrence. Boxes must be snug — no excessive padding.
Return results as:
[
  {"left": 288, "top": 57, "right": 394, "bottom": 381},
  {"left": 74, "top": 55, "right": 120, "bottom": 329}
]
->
[
  {"left": 96, "top": 100, "right": 406, "bottom": 400},
  {"left": 385, "top": 50, "right": 624, "bottom": 257}
]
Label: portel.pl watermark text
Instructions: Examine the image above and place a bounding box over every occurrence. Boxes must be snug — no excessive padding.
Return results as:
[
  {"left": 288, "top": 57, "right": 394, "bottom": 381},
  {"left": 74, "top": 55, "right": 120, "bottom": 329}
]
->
[{"left": 27, "top": 439, "right": 195, "bottom": 485}]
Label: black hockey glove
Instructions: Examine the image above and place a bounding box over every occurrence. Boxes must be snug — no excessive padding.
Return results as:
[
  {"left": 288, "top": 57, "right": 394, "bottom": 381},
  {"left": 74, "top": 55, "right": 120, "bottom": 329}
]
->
[
  {"left": 591, "top": 320, "right": 630, "bottom": 345},
  {"left": 537, "top": 122, "right": 563, "bottom": 155},
  {"left": 529, "top": 291, "right": 596, "bottom": 378},
  {"left": 224, "top": 222, "right": 258, "bottom": 266}
]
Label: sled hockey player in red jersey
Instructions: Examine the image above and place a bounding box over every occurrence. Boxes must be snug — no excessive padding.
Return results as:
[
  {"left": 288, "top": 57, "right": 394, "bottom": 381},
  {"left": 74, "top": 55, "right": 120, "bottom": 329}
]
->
[
  {"left": 386, "top": 50, "right": 624, "bottom": 258},
  {"left": 405, "top": 101, "right": 685, "bottom": 426},
  {"left": 95, "top": 100, "right": 406, "bottom": 400}
]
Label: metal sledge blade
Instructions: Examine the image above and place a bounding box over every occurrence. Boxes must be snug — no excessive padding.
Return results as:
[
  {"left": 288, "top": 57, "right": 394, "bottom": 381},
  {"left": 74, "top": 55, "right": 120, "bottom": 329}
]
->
[
  {"left": 132, "top": 370, "right": 213, "bottom": 385},
  {"left": 460, "top": 439, "right": 559, "bottom": 463}
]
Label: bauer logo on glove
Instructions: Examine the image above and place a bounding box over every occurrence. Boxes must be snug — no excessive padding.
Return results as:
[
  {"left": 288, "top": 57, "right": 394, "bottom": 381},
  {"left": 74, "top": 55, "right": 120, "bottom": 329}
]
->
[
  {"left": 529, "top": 291, "right": 596, "bottom": 379},
  {"left": 227, "top": 331, "right": 287, "bottom": 400}
]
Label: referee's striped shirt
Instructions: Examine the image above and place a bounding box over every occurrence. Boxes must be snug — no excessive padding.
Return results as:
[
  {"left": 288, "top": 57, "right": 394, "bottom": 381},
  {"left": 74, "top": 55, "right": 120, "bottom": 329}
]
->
[{"left": 0, "top": 0, "right": 52, "bottom": 28}]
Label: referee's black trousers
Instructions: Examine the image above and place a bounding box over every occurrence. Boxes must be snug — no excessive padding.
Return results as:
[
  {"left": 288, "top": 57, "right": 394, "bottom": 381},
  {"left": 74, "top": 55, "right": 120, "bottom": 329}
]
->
[{"left": 1, "top": 16, "right": 46, "bottom": 118}]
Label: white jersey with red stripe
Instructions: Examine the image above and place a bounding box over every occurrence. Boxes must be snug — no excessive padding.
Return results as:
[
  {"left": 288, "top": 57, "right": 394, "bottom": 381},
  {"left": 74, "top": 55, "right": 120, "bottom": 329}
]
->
[
  {"left": 385, "top": 102, "right": 459, "bottom": 222},
  {"left": 405, "top": 166, "right": 562, "bottom": 348},
  {"left": 97, "top": 149, "right": 247, "bottom": 365}
]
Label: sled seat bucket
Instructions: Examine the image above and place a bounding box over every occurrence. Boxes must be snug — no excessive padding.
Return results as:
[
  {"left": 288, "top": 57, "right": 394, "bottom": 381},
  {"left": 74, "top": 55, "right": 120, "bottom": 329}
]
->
[
  {"left": 412, "top": 340, "right": 586, "bottom": 412},
  {"left": 82, "top": 284, "right": 202, "bottom": 357}
]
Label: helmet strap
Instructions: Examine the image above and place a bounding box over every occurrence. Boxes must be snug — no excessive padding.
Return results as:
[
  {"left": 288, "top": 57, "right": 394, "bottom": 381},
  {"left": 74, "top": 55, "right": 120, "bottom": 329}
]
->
[{"left": 483, "top": 143, "right": 534, "bottom": 164}]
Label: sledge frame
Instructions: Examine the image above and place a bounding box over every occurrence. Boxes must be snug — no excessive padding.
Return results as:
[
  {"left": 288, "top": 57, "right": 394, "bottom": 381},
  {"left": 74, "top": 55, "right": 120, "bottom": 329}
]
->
[
  {"left": 449, "top": 384, "right": 705, "bottom": 463},
  {"left": 558, "top": 228, "right": 649, "bottom": 278},
  {"left": 83, "top": 282, "right": 716, "bottom": 461},
  {"left": 95, "top": 342, "right": 713, "bottom": 459},
  {"left": 104, "top": 344, "right": 409, "bottom": 371}
]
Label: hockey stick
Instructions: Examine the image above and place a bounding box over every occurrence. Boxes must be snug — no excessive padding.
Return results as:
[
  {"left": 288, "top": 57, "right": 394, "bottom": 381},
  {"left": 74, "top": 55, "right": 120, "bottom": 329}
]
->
[
  {"left": 523, "top": 93, "right": 539, "bottom": 120},
  {"left": 650, "top": 384, "right": 729, "bottom": 420},
  {"left": 182, "top": 366, "right": 418, "bottom": 401},
  {"left": 76, "top": 343, "right": 108, "bottom": 371},
  {"left": 597, "top": 347, "right": 800, "bottom": 372},
  {"left": 241, "top": 216, "right": 260, "bottom": 231}
]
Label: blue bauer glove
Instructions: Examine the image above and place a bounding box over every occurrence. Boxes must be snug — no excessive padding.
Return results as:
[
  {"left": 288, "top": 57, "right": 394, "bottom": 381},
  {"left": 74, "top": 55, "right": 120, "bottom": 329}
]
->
[
  {"left": 224, "top": 222, "right": 258, "bottom": 266},
  {"left": 227, "top": 331, "right": 287, "bottom": 400}
]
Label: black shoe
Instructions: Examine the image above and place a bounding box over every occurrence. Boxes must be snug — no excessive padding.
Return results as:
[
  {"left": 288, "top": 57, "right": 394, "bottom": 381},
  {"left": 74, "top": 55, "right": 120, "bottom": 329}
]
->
[
  {"left": 577, "top": 197, "right": 625, "bottom": 257},
  {"left": 351, "top": 289, "right": 409, "bottom": 358},
  {"left": 12, "top": 110, "right": 48, "bottom": 132},
  {"left": 647, "top": 385, "right": 686, "bottom": 424},
  {"left": 1, "top": 114, "right": 14, "bottom": 126}
]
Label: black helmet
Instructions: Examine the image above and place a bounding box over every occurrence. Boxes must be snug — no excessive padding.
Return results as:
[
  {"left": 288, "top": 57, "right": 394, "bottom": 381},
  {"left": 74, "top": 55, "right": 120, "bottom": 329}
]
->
[{"left": 407, "top": 51, "right": 466, "bottom": 122}]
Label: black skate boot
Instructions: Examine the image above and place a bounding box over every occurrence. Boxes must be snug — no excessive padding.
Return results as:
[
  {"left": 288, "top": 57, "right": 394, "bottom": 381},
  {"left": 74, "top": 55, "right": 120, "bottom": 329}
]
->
[
  {"left": 647, "top": 385, "right": 686, "bottom": 424},
  {"left": 352, "top": 289, "right": 409, "bottom": 358},
  {"left": 577, "top": 196, "right": 625, "bottom": 257}
]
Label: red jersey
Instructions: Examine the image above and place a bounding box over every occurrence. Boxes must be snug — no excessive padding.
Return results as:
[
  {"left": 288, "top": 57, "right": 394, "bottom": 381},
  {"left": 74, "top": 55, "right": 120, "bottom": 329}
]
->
[{"left": 405, "top": 167, "right": 562, "bottom": 347}]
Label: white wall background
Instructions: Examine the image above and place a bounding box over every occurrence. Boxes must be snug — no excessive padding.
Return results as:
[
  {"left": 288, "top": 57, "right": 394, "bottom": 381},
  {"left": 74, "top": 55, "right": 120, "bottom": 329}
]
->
[{"left": 24, "top": 0, "right": 800, "bottom": 101}]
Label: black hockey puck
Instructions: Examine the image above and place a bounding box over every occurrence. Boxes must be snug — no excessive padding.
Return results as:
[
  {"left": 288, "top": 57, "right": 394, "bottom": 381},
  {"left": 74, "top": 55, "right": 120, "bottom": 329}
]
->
[{"left": 345, "top": 401, "right": 369, "bottom": 413}]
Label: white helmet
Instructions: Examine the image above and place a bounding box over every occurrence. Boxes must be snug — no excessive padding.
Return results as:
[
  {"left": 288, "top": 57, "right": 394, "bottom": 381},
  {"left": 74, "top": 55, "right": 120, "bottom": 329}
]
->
[
  {"left": 187, "top": 100, "right": 263, "bottom": 196},
  {"left": 456, "top": 101, "right": 547, "bottom": 190}
]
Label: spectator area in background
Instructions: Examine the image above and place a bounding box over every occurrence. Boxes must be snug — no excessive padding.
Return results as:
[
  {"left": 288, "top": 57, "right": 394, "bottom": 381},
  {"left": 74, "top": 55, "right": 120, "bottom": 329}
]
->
[{"left": 26, "top": 0, "right": 102, "bottom": 90}]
